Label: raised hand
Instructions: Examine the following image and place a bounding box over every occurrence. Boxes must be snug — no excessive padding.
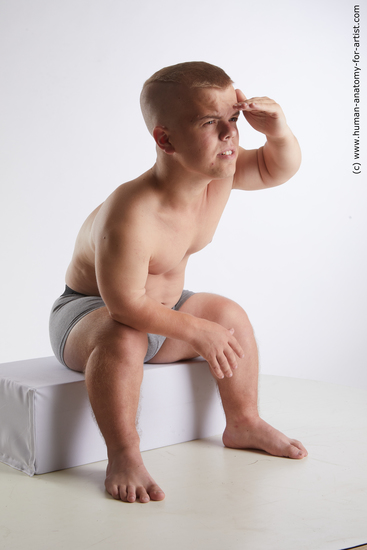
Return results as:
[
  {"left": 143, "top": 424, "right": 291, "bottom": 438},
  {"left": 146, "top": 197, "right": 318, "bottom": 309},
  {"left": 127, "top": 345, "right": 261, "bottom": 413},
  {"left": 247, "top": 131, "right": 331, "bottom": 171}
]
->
[{"left": 234, "top": 89, "right": 290, "bottom": 140}]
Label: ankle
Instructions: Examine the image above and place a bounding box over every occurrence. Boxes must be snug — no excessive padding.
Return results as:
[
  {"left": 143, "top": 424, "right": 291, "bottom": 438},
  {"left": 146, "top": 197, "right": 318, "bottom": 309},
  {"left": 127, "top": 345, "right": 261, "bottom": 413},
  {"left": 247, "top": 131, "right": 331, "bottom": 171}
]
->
[
  {"left": 107, "top": 437, "right": 141, "bottom": 459},
  {"left": 225, "top": 411, "right": 260, "bottom": 430}
]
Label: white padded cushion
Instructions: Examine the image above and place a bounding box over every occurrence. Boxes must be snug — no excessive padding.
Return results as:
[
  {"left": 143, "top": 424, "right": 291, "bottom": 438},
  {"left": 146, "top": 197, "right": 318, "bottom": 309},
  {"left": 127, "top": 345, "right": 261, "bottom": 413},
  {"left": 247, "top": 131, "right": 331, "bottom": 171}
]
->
[{"left": 0, "top": 356, "right": 224, "bottom": 475}]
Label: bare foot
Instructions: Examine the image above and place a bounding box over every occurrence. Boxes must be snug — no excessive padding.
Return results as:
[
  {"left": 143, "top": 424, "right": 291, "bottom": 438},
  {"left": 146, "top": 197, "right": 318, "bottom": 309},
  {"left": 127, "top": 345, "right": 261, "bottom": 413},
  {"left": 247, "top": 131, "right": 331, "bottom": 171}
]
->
[
  {"left": 105, "top": 449, "right": 165, "bottom": 503},
  {"left": 222, "top": 417, "right": 308, "bottom": 459}
]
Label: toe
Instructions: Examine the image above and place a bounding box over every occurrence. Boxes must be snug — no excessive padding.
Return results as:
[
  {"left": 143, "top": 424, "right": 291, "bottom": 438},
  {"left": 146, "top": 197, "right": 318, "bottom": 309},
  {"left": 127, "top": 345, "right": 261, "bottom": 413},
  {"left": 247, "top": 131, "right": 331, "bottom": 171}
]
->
[
  {"left": 287, "top": 445, "right": 301, "bottom": 459},
  {"left": 149, "top": 486, "right": 165, "bottom": 501},
  {"left": 288, "top": 440, "right": 308, "bottom": 459},
  {"left": 293, "top": 439, "right": 308, "bottom": 457},
  {"left": 109, "top": 485, "right": 121, "bottom": 500},
  {"left": 105, "top": 476, "right": 121, "bottom": 500},
  {"left": 126, "top": 485, "right": 137, "bottom": 503},
  {"left": 137, "top": 487, "right": 150, "bottom": 503}
]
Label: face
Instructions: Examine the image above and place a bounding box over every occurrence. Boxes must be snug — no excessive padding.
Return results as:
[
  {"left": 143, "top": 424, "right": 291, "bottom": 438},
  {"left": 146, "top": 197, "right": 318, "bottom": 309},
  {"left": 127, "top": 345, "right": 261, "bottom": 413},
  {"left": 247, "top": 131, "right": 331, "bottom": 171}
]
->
[{"left": 167, "top": 85, "right": 240, "bottom": 180}]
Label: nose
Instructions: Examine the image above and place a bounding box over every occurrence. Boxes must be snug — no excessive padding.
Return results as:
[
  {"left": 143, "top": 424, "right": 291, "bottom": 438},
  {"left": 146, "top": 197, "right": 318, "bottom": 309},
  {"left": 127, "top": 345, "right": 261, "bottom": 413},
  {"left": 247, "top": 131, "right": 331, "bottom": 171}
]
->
[{"left": 219, "top": 121, "right": 237, "bottom": 141}]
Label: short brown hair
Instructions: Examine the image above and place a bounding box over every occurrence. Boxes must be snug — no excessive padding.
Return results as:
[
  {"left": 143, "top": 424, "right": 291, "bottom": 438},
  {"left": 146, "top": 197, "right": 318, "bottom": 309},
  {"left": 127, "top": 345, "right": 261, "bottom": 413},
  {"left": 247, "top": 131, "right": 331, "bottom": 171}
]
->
[{"left": 143, "top": 61, "right": 233, "bottom": 89}]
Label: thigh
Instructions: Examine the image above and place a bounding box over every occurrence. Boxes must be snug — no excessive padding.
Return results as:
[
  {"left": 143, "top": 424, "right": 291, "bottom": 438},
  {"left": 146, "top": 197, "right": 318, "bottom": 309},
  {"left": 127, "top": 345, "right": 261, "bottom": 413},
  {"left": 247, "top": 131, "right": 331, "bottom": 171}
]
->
[
  {"left": 63, "top": 307, "right": 148, "bottom": 373},
  {"left": 148, "top": 292, "right": 246, "bottom": 364}
]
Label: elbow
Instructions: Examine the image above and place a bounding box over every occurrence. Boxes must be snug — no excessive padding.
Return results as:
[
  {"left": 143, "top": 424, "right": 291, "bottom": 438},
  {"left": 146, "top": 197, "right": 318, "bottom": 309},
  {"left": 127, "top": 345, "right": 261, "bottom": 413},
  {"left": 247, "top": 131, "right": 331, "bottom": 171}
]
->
[
  {"left": 108, "top": 309, "right": 122, "bottom": 323},
  {"left": 108, "top": 303, "right": 136, "bottom": 325},
  {"left": 106, "top": 294, "right": 148, "bottom": 329},
  {"left": 259, "top": 138, "right": 302, "bottom": 188}
]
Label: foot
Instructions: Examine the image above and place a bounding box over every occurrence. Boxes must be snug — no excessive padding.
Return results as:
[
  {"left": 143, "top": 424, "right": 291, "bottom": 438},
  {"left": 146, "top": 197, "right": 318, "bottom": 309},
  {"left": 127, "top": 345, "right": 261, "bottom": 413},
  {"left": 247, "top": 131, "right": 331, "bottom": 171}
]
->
[
  {"left": 222, "top": 416, "right": 308, "bottom": 459},
  {"left": 105, "top": 449, "right": 165, "bottom": 503}
]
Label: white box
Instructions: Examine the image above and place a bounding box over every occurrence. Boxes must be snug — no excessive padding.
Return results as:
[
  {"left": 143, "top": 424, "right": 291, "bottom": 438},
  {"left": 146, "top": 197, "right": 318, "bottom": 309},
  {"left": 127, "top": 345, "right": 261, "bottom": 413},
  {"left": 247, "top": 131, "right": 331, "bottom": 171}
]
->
[{"left": 0, "top": 356, "right": 225, "bottom": 476}]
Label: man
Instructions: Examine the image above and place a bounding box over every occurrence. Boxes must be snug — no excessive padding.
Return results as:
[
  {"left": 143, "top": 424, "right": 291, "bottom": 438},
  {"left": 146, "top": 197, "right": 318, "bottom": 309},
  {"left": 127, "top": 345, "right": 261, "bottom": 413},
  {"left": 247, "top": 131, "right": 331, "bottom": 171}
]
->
[{"left": 50, "top": 61, "right": 307, "bottom": 504}]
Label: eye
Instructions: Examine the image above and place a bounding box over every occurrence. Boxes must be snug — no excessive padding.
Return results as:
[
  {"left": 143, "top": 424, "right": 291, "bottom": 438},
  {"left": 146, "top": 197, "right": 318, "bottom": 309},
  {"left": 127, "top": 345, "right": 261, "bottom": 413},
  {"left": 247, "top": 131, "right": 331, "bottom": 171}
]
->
[
  {"left": 204, "top": 120, "right": 216, "bottom": 126},
  {"left": 230, "top": 116, "right": 239, "bottom": 123}
]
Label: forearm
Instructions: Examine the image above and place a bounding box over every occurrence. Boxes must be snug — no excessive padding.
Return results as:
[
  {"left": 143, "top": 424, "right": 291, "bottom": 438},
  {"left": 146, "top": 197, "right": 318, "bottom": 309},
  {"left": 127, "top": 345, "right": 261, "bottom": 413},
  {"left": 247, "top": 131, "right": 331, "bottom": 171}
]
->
[
  {"left": 108, "top": 293, "right": 201, "bottom": 343},
  {"left": 258, "top": 128, "right": 301, "bottom": 187},
  {"left": 108, "top": 292, "right": 244, "bottom": 380}
]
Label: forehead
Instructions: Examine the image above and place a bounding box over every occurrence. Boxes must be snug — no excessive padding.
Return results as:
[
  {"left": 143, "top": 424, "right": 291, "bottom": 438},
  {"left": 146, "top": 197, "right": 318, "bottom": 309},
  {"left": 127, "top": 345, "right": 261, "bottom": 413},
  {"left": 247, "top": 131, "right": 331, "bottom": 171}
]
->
[{"left": 182, "top": 86, "right": 238, "bottom": 121}]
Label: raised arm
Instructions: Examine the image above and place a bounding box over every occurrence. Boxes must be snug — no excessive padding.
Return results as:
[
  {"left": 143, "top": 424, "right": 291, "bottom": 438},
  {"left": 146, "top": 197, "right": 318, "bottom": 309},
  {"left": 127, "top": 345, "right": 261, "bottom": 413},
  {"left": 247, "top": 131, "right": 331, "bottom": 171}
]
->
[{"left": 233, "top": 90, "right": 301, "bottom": 190}]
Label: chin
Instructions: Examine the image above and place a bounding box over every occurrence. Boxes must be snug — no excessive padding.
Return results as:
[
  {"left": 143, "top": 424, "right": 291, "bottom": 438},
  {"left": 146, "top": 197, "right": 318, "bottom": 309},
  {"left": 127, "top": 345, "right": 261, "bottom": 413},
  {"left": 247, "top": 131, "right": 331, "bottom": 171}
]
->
[{"left": 210, "top": 166, "right": 236, "bottom": 180}]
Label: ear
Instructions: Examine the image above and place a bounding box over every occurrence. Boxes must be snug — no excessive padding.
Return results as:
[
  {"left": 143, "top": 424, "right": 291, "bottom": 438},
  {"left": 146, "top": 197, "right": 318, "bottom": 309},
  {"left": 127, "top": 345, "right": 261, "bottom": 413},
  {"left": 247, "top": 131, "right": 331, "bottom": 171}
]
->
[{"left": 153, "top": 126, "right": 175, "bottom": 154}]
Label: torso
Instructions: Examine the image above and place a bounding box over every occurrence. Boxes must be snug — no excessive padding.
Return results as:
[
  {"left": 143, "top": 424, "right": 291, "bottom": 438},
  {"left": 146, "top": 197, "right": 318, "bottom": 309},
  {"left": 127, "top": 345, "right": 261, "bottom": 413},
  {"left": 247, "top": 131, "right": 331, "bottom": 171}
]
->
[{"left": 65, "top": 171, "right": 233, "bottom": 307}]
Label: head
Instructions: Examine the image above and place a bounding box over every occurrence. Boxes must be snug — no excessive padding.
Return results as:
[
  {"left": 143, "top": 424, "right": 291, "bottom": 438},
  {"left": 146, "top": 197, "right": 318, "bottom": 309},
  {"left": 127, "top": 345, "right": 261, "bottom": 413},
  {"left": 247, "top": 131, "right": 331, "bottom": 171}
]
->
[
  {"left": 140, "top": 62, "right": 240, "bottom": 181},
  {"left": 140, "top": 61, "right": 234, "bottom": 136}
]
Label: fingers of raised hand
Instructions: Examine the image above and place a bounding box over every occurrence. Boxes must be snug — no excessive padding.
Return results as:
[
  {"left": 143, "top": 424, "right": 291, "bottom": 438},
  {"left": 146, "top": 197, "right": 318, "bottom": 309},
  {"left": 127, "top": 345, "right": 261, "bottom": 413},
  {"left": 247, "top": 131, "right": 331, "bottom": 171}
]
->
[
  {"left": 234, "top": 96, "right": 279, "bottom": 116},
  {"left": 235, "top": 88, "right": 247, "bottom": 103}
]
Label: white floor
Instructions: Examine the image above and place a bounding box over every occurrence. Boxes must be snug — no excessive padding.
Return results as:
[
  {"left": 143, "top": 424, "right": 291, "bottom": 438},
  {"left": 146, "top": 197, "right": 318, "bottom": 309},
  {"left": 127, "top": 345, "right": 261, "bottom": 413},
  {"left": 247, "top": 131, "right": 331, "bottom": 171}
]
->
[{"left": 1, "top": 375, "right": 367, "bottom": 550}]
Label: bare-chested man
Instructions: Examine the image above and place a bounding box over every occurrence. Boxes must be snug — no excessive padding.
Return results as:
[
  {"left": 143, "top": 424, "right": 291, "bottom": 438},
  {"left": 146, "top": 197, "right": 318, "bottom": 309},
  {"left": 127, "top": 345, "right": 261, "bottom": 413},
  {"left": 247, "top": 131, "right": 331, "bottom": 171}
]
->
[{"left": 49, "top": 61, "right": 307, "bottom": 504}]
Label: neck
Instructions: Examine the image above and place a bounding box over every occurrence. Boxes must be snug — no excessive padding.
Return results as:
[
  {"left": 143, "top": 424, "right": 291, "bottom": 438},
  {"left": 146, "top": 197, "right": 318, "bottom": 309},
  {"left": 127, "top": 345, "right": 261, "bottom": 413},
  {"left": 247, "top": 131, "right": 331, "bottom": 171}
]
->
[{"left": 150, "top": 155, "right": 211, "bottom": 208}]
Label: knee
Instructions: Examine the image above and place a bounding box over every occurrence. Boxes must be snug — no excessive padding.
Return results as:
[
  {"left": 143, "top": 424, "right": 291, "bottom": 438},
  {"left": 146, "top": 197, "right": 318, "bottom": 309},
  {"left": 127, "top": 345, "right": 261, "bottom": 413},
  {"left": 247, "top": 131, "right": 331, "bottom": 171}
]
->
[
  {"left": 92, "top": 322, "right": 148, "bottom": 366},
  {"left": 213, "top": 297, "right": 254, "bottom": 339}
]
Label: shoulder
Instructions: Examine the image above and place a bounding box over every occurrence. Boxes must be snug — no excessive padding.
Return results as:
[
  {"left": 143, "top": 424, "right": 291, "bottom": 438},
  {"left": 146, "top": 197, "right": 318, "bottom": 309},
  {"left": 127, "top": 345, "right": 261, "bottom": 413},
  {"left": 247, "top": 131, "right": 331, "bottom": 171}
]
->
[
  {"left": 92, "top": 177, "right": 160, "bottom": 245},
  {"left": 100, "top": 175, "right": 156, "bottom": 219}
]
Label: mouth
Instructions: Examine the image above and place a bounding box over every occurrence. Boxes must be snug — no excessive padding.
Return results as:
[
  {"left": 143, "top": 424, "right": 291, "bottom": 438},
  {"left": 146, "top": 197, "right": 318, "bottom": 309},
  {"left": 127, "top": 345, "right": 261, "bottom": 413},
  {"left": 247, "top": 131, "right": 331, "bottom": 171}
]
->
[{"left": 218, "top": 149, "right": 235, "bottom": 157}]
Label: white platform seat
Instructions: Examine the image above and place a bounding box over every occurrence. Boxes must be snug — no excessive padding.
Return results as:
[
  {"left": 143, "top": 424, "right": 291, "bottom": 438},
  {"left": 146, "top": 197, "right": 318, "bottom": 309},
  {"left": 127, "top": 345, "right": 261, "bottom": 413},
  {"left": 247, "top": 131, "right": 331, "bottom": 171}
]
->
[{"left": 0, "top": 356, "right": 225, "bottom": 476}]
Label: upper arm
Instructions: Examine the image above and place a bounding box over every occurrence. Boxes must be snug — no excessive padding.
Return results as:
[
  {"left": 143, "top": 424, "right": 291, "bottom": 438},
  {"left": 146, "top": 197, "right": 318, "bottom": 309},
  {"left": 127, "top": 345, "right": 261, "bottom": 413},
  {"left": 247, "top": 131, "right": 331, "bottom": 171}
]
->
[
  {"left": 93, "top": 204, "right": 153, "bottom": 318},
  {"left": 233, "top": 134, "right": 301, "bottom": 191}
]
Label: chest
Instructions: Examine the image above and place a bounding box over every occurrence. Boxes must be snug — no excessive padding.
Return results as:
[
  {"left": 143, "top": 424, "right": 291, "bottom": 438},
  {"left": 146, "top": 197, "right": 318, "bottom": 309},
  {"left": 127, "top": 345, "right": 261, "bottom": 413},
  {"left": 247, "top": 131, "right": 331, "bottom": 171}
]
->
[{"left": 148, "top": 187, "right": 230, "bottom": 276}]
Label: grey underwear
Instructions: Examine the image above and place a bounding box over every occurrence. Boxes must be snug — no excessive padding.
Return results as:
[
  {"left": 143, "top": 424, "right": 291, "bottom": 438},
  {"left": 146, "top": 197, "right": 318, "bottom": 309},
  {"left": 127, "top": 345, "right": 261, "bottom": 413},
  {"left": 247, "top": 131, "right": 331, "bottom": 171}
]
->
[{"left": 49, "top": 286, "right": 195, "bottom": 368}]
